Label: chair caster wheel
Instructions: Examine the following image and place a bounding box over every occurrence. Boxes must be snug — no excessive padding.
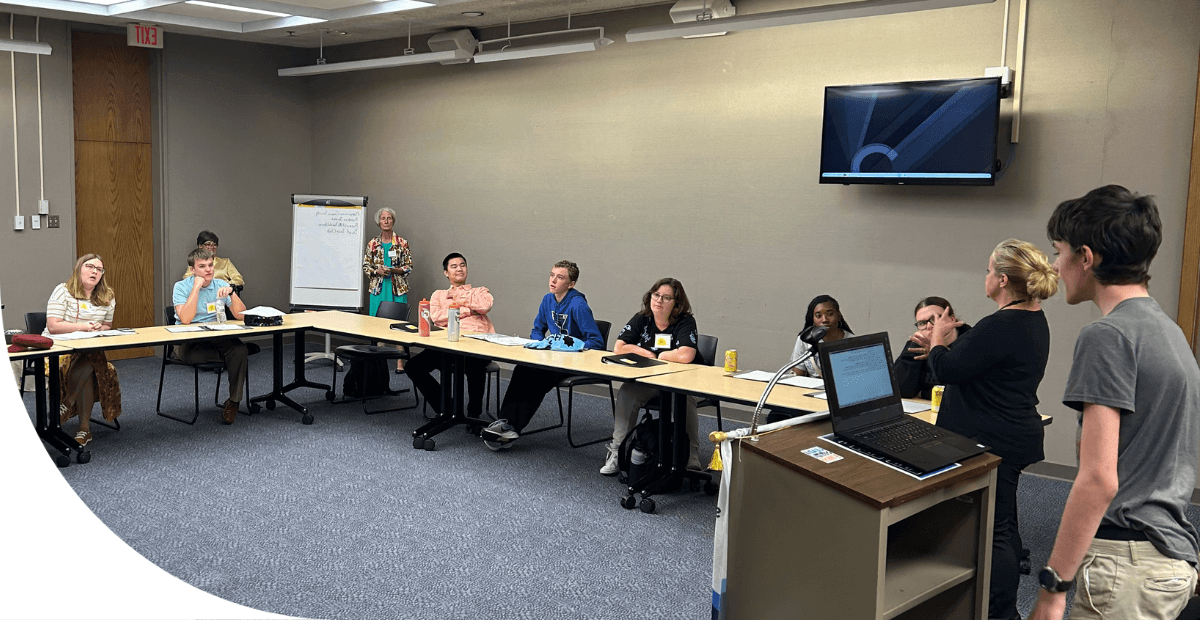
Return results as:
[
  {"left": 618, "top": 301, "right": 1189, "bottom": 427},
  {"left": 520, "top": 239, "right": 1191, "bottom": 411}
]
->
[
  {"left": 413, "top": 436, "right": 426, "bottom": 449},
  {"left": 76, "top": 450, "right": 91, "bottom": 465},
  {"left": 265, "top": 400, "right": 276, "bottom": 410},
  {"left": 302, "top": 414, "right": 314, "bottom": 425},
  {"left": 618, "top": 474, "right": 628, "bottom": 485},
  {"left": 620, "top": 495, "right": 638, "bottom": 510},
  {"left": 704, "top": 480, "right": 719, "bottom": 496},
  {"left": 249, "top": 403, "right": 262, "bottom": 414},
  {"left": 639, "top": 498, "right": 656, "bottom": 514},
  {"left": 54, "top": 453, "right": 70, "bottom": 468},
  {"left": 325, "top": 390, "right": 335, "bottom": 402},
  {"left": 422, "top": 438, "right": 436, "bottom": 451}
]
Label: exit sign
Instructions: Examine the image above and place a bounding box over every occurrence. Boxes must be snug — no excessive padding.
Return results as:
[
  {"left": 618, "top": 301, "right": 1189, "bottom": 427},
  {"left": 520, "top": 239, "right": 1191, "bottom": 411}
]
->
[{"left": 128, "top": 24, "right": 162, "bottom": 49}]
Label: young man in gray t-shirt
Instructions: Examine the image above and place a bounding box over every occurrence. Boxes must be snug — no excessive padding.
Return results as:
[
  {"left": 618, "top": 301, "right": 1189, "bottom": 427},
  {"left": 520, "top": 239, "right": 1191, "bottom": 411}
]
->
[{"left": 1031, "top": 185, "right": 1200, "bottom": 620}]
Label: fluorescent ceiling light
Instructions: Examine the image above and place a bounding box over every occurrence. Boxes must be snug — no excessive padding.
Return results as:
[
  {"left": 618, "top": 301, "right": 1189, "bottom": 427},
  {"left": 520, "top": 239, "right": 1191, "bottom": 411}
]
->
[
  {"left": 65, "top": 0, "right": 126, "bottom": 4},
  {"left": 186, "top": 0, "right": 290, "bottom": 17},
  {"left": 474, "top": 27, "right": 613, "bottom": 64},
  {"left": 626, "top": 0, "right": 995, "bottom": 42},
  {"left": 0, "top": 39, "right": 52, "bottom": 55},
  {"left": 279, "top": 48, "right": 471, "bottom": 76}
]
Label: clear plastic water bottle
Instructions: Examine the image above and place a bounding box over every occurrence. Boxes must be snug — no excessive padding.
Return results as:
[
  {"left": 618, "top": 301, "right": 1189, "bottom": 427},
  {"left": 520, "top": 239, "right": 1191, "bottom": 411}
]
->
[
  {"left": 215, "top": 298, "right": 226, "bottom": 324},
  {"left": 447, "top": 303, "right": 460, "bottom": 342}
]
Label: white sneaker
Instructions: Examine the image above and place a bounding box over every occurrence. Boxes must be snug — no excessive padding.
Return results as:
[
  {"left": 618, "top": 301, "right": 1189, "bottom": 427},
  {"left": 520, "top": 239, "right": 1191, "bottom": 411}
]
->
[
  {"left": 600, "top": 446, "right": 620, "bottom": 476},
  {"left": 482, "top": 419, "right": 518, "bottom": 445}
]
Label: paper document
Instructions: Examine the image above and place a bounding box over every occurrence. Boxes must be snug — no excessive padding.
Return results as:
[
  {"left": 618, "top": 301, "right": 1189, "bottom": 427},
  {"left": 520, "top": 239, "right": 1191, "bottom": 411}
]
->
[
  {"left": 902, "top": 400, "right": 932, "bottom": 414},
  {"left": 52, "top": 329, "right": 136, "bottom": 340},
  {"left": 243, "top": 306, "right": 286, "bottom": 317},
  {"left": 166, "top": 325, "right": 205, "bottom": 333},
  {"left": 465, "top": 333, "right": 537, "bottom": 347},
  {"left": 808, "top": 391, "right": 828, "bottom": 400},
  {"left": 731, "top": 370, "right": 825, "bottom": 389},
  {"left": 203, "top": 324, "right": 251, "bottom": 331}
]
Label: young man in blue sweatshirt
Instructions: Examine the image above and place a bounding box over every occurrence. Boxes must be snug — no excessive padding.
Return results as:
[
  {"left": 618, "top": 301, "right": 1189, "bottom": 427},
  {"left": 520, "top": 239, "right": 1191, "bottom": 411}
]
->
[{"left": 486, "top": 260, "right": 605, "bottom": 447}]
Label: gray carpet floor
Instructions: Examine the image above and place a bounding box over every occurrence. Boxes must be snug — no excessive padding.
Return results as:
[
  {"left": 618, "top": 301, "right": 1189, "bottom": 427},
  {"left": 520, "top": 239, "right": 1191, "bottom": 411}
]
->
[{"left": 23, "top": 342, "right": 1200, "bottom": 620}]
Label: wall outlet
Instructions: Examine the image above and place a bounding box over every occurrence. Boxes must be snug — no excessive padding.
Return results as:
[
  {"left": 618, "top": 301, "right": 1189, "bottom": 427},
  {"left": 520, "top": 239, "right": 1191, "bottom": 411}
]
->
[
  {"left": 37, "top": 199, "right": 48, "bottom": 214},
  {"left": 47, "top": 215, "right": 59, "bottom": 228},
  {"left": 31, "top": 215, "right": 40, "bottom": 229},
  {"left": 13, "top": 215, "right": 23, "bottom": 230}
]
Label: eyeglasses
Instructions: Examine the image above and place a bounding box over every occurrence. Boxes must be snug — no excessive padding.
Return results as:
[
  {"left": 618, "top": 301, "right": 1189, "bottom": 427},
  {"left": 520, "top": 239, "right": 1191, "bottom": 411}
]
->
[
  {"left": 915, "top": 315, "right": 947, "bottom": 330},
  {"left": 201, "top": 242, "right": 218, "bottom": 249},
  {"left": 650, "top": 293, "right": 675, "bottom": 303},
  {"left": 83, "top": 263, "right": 105, "bottom": 274}
]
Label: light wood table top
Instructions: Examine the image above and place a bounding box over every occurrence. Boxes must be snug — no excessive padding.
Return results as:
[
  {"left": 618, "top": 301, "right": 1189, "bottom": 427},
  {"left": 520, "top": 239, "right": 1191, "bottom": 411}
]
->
[
  {"left": 43, "top": 315, "right": 309, "bottom": 353},
  {"left": 307, "top": 310, "right": 700, "bottom": 381},
  {"left": 636, "top": 365, "right": 831, "bottom": 412},
  {"left": 6, "top": 344, "right": 73, "bottom": 360}
]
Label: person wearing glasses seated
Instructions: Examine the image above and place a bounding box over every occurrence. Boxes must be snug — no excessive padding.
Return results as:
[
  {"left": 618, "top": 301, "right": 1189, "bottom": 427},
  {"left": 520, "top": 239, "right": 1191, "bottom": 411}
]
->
[
  {"left": 893, "top": 296, "right": 972, "bottom": 399},
  {"left": 183, "top": 230, "right": 244, "bottom": 290},
  {"left": 790, "top": 294, "right": 854, "bottom": 378},
  {"left": 600, "top": 278, "right": 704, "bottom": 476},
  {"left": 43, "top": 253, "right": 123, "bottom": 447}
]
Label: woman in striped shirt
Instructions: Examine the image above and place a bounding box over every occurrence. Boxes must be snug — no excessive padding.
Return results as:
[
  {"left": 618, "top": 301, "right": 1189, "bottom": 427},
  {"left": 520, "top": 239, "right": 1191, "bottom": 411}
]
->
[{"left": 44, "top": 254, "right": 122, "bottom": 446}]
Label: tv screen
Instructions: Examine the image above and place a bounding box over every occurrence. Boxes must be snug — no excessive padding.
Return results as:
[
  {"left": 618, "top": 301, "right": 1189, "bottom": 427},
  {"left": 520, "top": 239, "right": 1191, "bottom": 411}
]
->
[{"left": 820, "top": 77, "right": 1001, "bottom": 186}]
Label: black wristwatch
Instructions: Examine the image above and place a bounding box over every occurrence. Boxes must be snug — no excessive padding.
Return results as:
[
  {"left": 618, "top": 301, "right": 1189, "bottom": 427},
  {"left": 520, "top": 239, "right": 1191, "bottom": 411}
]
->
[{"left": 1038, "top": 566, "right": 1073, "bottom": 593}]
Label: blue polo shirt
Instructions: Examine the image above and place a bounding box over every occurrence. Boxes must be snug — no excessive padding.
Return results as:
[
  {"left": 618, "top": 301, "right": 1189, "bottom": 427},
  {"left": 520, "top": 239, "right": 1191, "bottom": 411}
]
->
[{"left": 172, "top": 276, "right": 231, "bottom": 324}]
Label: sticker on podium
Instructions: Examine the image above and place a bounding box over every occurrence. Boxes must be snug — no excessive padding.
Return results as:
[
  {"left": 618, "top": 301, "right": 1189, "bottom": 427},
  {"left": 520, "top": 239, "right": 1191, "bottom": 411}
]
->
[{"left": 801, "top": 446, "right": 843, "bottom": 463}]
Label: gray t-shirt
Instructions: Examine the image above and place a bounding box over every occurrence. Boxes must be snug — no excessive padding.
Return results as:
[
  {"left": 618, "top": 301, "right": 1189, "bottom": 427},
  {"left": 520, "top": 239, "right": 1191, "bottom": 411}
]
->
[{"left": 1063, "top": 296, "right": 1200, "bottom": 564}]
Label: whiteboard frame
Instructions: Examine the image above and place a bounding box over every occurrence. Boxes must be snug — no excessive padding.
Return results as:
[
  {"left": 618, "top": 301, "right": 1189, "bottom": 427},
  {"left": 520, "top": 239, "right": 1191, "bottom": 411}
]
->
[{"left": 289, "top": 194, "right": 368, "bottom": 312}]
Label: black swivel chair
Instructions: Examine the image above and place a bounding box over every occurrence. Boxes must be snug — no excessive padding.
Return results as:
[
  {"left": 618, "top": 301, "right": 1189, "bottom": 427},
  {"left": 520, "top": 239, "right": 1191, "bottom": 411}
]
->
[
  {"left": 156, "top": 306, "right": 259, "bottom": 424},
  {"left": 637, "top": 333, "right": 724, "bottom": 431},
  {"left": 522, "top": 320, "right": 616, "bottom": 447},
  {"left": 24, "top": 311, "right": 122, "bottom": 431},
  {"left": 327, "top": 301, "right": 418, "bottom": 414}
]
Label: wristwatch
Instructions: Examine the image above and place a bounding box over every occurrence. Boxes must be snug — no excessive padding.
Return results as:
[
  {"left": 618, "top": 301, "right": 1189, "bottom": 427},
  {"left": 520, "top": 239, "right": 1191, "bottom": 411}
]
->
[{"left": 1038, "top": 566, "right": 1073, "bottom": 593}]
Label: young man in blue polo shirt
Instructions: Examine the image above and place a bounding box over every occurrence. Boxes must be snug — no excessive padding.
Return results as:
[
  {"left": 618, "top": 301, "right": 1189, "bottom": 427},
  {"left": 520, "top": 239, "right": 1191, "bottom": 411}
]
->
[
  {"left": 1031, "top": 185, "right": 1200, "bottom": 619},
  {"left": 173, "top": 247, "right": 250, "bottom": 425}
]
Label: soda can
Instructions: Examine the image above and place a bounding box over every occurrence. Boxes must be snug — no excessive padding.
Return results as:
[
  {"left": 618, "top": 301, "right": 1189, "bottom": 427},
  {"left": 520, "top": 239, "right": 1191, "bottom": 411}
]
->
[
  {"left": 724, "top": 349, "right": 738, "bottom": 372},
  {"left": 931, "top": 385, "right": 945, "bottom": 414}
]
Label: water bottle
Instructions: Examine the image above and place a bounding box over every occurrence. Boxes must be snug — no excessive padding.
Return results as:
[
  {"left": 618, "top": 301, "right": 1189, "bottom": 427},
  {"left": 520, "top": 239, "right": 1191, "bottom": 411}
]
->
[
  {"left": 215, "top": 298, "right": 226, "bottom": 324},
  {"left": 447, "top": 303, "right": 461, "bottom": 342},
  {"left": 631, "top": 449, "right": 647, "bottom": 466},
  {"left": 418, "top": 298, "right": 431, "bottom": 337}
]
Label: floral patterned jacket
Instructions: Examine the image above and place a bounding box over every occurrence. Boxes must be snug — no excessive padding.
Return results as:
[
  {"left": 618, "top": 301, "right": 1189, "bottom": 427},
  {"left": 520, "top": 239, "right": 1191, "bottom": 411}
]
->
[{"left": 362, "top": 235, "right": 413, "bottom": 297}]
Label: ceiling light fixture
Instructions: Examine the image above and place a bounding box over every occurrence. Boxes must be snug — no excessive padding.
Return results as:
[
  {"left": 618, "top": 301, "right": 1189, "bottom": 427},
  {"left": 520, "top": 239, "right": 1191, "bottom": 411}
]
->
[
  {"left": 0, "top": 39, "right": 52, "bottom": 55},
  {"left": 626, "top": 0, "right": 994, "bottom": 42},
  {"left": 474, "top": 26, "right": 612, "bottom": 63},
  {"left": 461, "top": 11, "right": 483, "bottom": 17},
  {"left": 185, "top": 0, "right": 290, "bottom": 17},
  {"left": 278, "top": 49, "right": 471, "bottom": 75}
]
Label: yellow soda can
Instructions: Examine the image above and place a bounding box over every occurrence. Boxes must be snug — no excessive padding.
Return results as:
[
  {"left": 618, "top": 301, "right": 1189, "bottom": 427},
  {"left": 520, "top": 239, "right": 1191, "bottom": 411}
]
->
[
  {"left": 724, "top": 349, "right": 738, "bottom": 372},
  {"left": 931, "top": 385, "right": 945, "bottom": 414}
]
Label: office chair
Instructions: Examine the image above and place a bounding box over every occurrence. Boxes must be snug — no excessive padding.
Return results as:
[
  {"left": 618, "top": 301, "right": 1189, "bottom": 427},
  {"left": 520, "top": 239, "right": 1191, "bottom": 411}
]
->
[
  {"left": 327, "top": 301, "right": 418, "bottom": 414},
  {"left": 156, "top": 306, "right": 259, "bottom": 424},
  {"left": 637, "top": 333, "right": 724, "bottom": 431}
]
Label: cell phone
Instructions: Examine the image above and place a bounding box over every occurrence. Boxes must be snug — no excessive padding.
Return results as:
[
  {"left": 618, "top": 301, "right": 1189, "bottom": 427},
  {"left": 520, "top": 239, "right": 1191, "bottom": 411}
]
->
[{"left": 391, "top": 322, "right": 419, "bottom": 333}]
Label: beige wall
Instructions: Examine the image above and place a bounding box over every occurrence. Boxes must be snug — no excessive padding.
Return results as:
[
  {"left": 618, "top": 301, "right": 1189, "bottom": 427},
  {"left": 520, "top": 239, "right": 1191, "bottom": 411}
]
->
[{"left": 305, "top": 0, "right": 1200, "bottom": 473}]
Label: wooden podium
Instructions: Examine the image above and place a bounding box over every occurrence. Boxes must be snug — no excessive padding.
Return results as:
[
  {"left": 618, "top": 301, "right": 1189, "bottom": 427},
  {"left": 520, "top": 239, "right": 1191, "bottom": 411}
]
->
[{"left": 722, "top": 422, "right": 1000, "bottom": 619}]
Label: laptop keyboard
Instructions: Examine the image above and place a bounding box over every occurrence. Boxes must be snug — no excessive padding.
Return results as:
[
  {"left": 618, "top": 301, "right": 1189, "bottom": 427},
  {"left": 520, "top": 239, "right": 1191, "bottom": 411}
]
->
[{"left": 855, "top": 418, "right": 946, "bottom": 453}]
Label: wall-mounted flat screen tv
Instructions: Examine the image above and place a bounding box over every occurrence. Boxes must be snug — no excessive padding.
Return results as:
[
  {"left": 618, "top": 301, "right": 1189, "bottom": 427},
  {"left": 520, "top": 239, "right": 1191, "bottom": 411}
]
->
[{"left": 820, "top": 77, "right": 1001, "bottom": 186}]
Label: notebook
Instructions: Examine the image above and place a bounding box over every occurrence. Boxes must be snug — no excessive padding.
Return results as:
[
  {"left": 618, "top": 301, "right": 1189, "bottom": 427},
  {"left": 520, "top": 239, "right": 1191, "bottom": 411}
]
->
[{"left": 818, "top": 332, "right": 987, "bottom": 474}]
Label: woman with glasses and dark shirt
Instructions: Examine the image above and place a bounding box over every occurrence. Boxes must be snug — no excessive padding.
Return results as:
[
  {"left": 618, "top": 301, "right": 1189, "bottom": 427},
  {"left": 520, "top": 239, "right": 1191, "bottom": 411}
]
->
[
  {"left": 44, "top": 254, "right": 123, "bottom": 447},
  {"left": 600, "top": 278, "right": 705, "bottom": 476},
  {"left": 183, "top": 230, "right": 244, "bottom": 289},
  {"left": 790, "top": 294, "right": 854, "bottom": 378},
  {"left": 893, "top": 296, "right": 972, "bottom": 399}
]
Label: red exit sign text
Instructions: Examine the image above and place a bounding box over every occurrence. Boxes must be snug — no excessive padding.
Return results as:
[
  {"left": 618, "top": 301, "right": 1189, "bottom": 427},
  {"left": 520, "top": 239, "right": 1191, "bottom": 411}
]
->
[{"left": 127, "top": 24, "right": 163, "bottom": 49}]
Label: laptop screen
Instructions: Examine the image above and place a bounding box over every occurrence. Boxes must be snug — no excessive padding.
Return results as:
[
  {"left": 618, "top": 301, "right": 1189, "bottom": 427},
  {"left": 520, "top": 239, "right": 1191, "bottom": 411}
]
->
[{"left": 827, "top": 343, "right": 893, "bottom": 407}]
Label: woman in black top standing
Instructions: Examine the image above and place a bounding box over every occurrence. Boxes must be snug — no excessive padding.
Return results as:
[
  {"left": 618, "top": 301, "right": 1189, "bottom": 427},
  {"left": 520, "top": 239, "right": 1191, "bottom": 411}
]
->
[{"left": 917, "top": 239, "right": 1058, "bottom": 620}]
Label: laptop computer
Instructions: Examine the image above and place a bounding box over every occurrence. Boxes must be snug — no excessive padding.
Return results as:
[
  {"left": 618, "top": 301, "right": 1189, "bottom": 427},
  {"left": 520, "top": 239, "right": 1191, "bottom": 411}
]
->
[{"left": 818, "top": 332, "right": 988, "bottom": 474}]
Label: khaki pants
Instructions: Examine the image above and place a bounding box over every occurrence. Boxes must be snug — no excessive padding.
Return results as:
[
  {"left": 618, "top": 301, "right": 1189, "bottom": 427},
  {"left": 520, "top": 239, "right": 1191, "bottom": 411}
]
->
[{"left": 1070, "top": 538, "right": 1197, "bottom": 620}]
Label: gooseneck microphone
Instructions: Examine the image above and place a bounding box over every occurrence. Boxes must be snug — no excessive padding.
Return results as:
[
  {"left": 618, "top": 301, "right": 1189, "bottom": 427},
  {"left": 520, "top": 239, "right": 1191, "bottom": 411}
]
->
[{"left": 746, "top": 325, "right": 828, "bottom": 439}]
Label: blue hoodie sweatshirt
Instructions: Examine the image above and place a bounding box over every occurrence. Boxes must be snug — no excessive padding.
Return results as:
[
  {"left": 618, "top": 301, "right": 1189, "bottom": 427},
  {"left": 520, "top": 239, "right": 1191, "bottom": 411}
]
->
[{"left": 531, "top": 288, "right": 604, "bottom": 350}]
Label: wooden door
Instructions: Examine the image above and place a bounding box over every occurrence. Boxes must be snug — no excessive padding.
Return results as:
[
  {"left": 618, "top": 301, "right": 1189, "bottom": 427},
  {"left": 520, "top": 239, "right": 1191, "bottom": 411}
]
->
[{"left": 72, "top": 31, "right": 153, "bottom": 360}]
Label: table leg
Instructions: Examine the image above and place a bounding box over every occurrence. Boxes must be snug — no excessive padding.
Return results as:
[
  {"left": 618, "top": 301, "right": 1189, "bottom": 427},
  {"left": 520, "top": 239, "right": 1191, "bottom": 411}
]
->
[
  {"left": 35, "top": 352, "right": 87, "bottom": 467},
  {"left": 249, "top": 328, "right": 331, "bottom": 425},
  {"left": 410, "top": 352, "right": 487, "bottom": 450}
]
